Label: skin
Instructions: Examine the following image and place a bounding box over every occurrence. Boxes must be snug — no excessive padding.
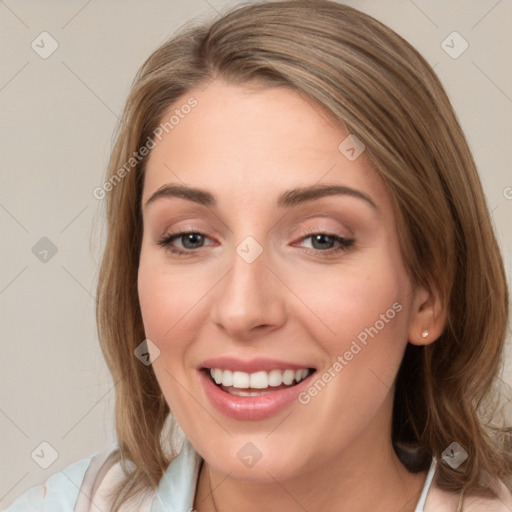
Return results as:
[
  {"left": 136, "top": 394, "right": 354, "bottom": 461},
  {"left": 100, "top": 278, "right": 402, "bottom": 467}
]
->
[{"left": 137, "top": 78, "right": 446, "bottom": 512}]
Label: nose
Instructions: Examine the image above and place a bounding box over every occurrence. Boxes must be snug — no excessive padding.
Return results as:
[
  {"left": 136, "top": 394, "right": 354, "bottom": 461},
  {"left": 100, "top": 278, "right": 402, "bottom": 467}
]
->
[{"left": 210, "top": 242, "right": 287, "bottom": 341}]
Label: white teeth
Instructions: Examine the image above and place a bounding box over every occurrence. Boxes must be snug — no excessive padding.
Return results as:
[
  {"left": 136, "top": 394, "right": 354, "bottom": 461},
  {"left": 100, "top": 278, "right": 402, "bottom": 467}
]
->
[
  {"left": 222, "top": 370, "right": 233, "bottom": 386},
  {"left": 212, "top": 368, "right": 223, "bottom": 385},
  {"left": 268, "top": 369, "right": 283, "bottom": 387},
  {"left": 282, "top": 369, "right": 295, "bottom": 385},
  {"left": 232, "top": 371, "right": 250, "bottom": 388},
  {"left": 295, "top": 369, "right": 309, "bottom": 382},
  {"left": 229, "top": 389, "right": 270, "bottom": 397},
  {"left": 209, "top": 368, "right": 311, "bottom": 389},
  {"left": 249, "top": 371, "right": 269, "bottom": 389}
]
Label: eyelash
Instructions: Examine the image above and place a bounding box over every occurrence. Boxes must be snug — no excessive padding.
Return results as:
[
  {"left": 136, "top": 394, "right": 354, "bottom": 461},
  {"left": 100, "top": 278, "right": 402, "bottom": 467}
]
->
[{"left": 156, "top": 230, "right": 355, "bottom": 257}]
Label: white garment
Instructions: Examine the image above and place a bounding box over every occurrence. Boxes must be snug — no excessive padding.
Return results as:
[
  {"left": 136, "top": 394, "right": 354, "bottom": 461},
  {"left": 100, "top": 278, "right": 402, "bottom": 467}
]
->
[{"left": 4, "top": 439, "right": 512, "bottom": 511}]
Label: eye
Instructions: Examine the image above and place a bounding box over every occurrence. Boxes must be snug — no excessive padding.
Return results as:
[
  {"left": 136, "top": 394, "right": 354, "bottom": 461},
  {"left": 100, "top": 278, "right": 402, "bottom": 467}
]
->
[
  {"left": 156, "top": 230, "right": 355, "bottom": 257},
  {"left": 156, "top": 231, "right": 215, "bottom": 256},
  {"left": 296, "top": 232, "right": 355, "bottom": 255}
]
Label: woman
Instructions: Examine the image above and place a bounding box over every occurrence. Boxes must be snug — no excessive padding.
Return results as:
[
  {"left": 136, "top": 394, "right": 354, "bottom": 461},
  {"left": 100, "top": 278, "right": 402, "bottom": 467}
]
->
[{"left": 5, "top": 1, "right": 512, "bottom": 511}]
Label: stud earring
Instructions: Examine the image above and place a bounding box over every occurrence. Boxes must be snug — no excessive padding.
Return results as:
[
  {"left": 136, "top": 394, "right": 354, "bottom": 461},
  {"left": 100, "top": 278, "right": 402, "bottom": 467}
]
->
[{"left": 421, "top": 330, "right": 429, "bottom": 338}]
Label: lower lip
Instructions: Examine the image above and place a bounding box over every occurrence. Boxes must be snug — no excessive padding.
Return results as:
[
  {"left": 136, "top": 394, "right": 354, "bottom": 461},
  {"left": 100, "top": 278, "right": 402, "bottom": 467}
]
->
[{"left": 198, "top": 370, "right": 314, "bottom": 421}]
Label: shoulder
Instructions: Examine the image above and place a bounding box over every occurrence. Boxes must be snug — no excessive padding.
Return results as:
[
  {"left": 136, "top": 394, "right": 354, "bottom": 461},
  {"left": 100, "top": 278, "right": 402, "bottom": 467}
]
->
[
  {"left": 2, "top": 455, "right": 94, "bottom": 512},
  {"left": 425, "top": 475, "right": 512, "bottom": 512},
  {"left": 2, "top": 445, "right": 119, "bottom": 512},
  {"left": 3, "top": 439, "right": 201, "bottom": 512}
]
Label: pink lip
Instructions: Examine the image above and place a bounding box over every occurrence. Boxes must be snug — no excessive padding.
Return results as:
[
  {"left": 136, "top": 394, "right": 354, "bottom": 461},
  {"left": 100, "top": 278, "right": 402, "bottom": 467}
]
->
[
  {"left": 199, "top": 357, "right": 312, "bottom": 373},
  {"left": 198, "top": 366, "right": 315, "bottom": 421}
]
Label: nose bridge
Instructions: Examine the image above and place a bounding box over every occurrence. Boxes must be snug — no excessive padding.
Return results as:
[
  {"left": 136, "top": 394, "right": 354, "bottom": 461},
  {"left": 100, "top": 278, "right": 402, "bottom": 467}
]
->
[{"left": 210, "top": 233, "right": 286, "bottom": 338}]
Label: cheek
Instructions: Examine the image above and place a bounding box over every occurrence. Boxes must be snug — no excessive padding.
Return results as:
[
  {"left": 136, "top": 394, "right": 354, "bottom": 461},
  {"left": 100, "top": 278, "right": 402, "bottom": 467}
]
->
[
  {"left": 288, "top": 265, "right": 410, "bottom": 444},
  {"left": 297, "top": 262, "right": 407, "bottom": 336},
  {"left": 137, "top": 251, "right": 210, "bottom": 425},
  {"left": 137, "top": 247, "right": 211, "bottom": 345},
  {"left": 289, "top": 252, "right": 411, "bottom": 385}
]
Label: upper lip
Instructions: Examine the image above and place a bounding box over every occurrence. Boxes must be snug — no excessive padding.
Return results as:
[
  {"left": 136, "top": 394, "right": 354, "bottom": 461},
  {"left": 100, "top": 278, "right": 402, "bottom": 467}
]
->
[{"left": 200, "top": 357, "right": 315, "bottom": 373}]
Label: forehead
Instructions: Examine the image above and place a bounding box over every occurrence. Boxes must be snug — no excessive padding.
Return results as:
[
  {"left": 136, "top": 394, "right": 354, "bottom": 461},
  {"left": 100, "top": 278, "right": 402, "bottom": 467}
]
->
[{"left": 142, "top": 79, "right": 390, "bottom": 213}]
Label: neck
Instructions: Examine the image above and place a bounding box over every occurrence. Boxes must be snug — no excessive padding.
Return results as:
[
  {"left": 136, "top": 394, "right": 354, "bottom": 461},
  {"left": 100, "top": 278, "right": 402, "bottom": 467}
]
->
[{"left": 193, "top": 416, "right": 428, "bottom": 512}]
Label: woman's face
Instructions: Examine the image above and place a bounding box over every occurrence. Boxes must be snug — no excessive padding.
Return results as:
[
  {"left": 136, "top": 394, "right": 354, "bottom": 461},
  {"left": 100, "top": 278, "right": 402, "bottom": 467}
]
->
[{"left": 138, "top": 79, "right": 430, "bottom": 481}]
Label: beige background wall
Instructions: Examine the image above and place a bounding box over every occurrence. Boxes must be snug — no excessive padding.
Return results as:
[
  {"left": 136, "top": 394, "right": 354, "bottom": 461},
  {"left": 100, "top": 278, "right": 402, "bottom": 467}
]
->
[{"left": 1, "top": 0, "right": 511, "bottom": 506}]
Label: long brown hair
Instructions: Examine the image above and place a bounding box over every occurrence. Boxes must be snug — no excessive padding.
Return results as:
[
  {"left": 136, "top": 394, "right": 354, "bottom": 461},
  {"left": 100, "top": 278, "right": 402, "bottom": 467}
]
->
[{"left": 95, "top": 1, "right": 512, "bottom": 509}]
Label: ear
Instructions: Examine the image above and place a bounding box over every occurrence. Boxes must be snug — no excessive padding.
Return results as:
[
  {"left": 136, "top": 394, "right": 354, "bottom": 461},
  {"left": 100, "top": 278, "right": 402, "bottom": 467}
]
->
[{"left": 408, "top": 282, "right": 446, "bottom": 346}]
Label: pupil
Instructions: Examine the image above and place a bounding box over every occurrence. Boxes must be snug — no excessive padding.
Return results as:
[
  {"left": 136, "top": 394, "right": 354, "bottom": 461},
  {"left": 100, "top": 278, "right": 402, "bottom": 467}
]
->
[
  {"left": 183, "top": 233, "right": 203, "bottom": 249},
  {"left": 312, "top": 234, "right": 333, "bottom": 250}
]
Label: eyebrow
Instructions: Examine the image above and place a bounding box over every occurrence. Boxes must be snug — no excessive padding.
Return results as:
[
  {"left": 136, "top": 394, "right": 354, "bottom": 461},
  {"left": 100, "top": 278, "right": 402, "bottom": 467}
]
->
[{"left": 144, "top": 183, "right": 378, "bottom": 211}]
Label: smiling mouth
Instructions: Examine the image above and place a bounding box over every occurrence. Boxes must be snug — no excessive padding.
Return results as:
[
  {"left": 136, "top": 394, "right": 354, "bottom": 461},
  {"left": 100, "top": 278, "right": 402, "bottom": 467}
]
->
[{"left": 203, "top": 367, "right": 316, "bottom": 396}]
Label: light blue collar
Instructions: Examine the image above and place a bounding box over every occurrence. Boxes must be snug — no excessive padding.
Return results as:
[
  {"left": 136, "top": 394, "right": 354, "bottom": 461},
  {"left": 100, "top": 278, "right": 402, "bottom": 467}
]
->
[{"left": 150, "top": 438, "right": 203, "bottom": 512}]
